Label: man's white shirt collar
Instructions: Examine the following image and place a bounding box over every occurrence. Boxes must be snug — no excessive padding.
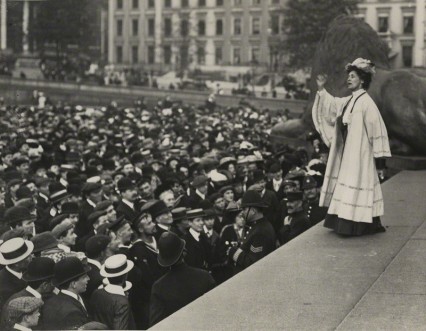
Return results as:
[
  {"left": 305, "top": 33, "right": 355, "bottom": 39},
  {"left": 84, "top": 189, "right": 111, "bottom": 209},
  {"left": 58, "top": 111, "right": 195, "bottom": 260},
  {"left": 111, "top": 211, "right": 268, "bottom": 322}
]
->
[
  {"left": 6, "top": 266, "right": 22, "bottom": 279},
  {"left": 189, "top": 228, "right": 201, "bottom": 242},
  {"left": 13, "top": 323, "right": 31, "bottom": 331},
  {"left": 104, "top": 283, "right": 126, "bottom": 297},
  {"left": 122, "top": 199, "right": 134, "bottom": 210},
  {"left": 61, "top": 289, "right": 78, "bottom": 301},
  {"left": 87, "top": 199, "right": 96, "bottom": 208},
  {"left": 195, "top": 189, "right": 206, "bottom": 200},
  {"left": 26, "top": 286, "right": 42, "bottom": 298},
  {"left": 87, "top": 258, "right": 102, "bottom": 270}
]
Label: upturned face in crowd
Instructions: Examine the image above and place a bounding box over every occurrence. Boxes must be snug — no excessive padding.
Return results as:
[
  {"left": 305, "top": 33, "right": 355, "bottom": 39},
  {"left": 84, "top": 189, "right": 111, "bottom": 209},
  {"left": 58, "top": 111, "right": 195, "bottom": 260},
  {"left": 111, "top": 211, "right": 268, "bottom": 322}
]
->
[
  {"left": 214, "top": 197, "right": 226, "bottom": 210},
  {"left": 235, "top": 212, "right": 245, "bottom": 228},
  {"left": 254, "top": 179, "right": 266, "bottom": 192},
  {"left": 89, "top": 188, "right": 103, "bottom": 203},
  {"left": 347, "top": 70, "right": 363, "bottom": 91},
  {"left": 122, "top": 163, "right": 135, "bottom": 175},
  {"left": 161, "top": 191, "right": 175, "bottom": 209},
  {"left": 61, "top": 227, "right": 77, "bottom": 246},
  {"left": 189, "top": 217, "right": 204, "bottom": 232},
  {"left": 137, "top": 213, "right": 156, "bottom": 236},
  {"left": 106, "top": 205, "right": 117, "bottom": 222},
  {"left": 140, "top": 182, "right": 153, "bottom": 199},
  {"left": 197, "top": 183, "right": 208, "bottom": 195},
  {"left": 171, "top": 182, "right": 184, "bottom": 196}
]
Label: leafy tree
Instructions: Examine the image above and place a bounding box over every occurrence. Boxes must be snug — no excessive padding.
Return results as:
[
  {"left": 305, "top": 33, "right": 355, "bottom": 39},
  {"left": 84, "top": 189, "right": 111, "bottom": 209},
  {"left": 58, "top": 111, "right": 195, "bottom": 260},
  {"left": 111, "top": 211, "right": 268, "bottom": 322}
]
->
[
  {"left": 282, "top": 0, "right": 359, "bottom": 69},
  {"left": 34, "top": 0, "right": 91, "bottom": 57}
]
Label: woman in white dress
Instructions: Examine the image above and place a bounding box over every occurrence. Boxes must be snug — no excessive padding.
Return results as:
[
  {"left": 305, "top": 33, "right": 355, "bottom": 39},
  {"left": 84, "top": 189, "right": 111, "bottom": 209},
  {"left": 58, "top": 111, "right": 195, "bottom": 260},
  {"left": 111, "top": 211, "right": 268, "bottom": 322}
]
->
[{"left": 312, "top": 58, "right": 391, "bottom": 236}]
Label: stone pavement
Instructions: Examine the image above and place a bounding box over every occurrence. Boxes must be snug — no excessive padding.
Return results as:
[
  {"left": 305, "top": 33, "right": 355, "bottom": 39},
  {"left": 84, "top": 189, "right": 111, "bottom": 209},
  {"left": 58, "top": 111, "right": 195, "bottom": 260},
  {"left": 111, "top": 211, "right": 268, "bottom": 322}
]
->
[{"left": 152, "top": 171, "right": 426, "bottom": 330}]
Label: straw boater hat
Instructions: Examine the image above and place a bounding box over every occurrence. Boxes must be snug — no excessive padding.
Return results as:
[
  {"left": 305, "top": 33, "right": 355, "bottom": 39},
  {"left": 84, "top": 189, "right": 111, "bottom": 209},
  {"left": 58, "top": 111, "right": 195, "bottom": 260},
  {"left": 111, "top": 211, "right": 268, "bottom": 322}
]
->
[
  {"left": 0, "top": 238, "right": 34, "bottom": 265},
  {"left": 100, "top": 254, "right": 134, "bottom": 278}
]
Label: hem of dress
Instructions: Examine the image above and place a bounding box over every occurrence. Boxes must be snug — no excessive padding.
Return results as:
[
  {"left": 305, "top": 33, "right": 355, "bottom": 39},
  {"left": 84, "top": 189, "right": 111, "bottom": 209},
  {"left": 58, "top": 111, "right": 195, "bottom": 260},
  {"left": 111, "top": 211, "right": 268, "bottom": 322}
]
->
[{"left": 323, "top": 214, "right": 386, "bottom": 236}]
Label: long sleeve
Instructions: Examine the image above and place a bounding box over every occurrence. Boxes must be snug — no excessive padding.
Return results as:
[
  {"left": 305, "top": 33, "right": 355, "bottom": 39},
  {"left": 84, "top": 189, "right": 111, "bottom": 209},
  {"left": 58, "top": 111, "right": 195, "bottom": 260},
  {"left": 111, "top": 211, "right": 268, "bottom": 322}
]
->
[
  {"left": 149, "top": 287, "right": 167, "bottom": 327},
  {"left": 363, "top": 101, "right": 391, "bottom": 158},
  {"left": 113, "top": 301, "right": 133, "bottom": 330},
  {"left": 312, "top": 89, "right": 350, "bottom": 147}
]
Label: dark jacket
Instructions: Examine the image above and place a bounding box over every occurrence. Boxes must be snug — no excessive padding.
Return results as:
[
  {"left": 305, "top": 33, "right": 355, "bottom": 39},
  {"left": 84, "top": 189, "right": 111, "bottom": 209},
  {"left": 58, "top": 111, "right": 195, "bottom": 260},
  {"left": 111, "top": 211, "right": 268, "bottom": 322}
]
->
[
  {"left": 183, "top": 231, "right": 212, "bottom": 270},
  {"left": 115, "top": 200, "right": 137, "bottom": 222},
  {"left": 266, "top": 180, "right": 286, "bottom": 201},
  {"left": 229, "top": 218, "right": 276, "bottom": 273},
  {"left": 90, "top": 288, "right": 135, "bottom": 330},
  {"left": 0, "top": 268, "right": 26, "bottom": 315},
  {"left": 279, "top": 210, "right": 311, "bottom": 245},
  {"left": 303, "top": 200, "right": 327, "bottom": 226},
  {"left": 149, "top": 263, "right": 216, "bottom": 327},
  {"left": 127, "top": 240, "right": 165, "bottom": 330},
  {"left": 153, "top": 225, "right": 169, "bottom": 242},
  {"left": 41, "top": 291, "right": 89, "bottom": 330},
  {"left": 76, "top": 200, "right": 95, "bottom": 237},
  {"left": 260, "top": 189, "right": 281, "bottom": 232},
  {"left": 0, "top": 288, "right": 33, "bottom": 330},
  {"left": 81, "top": 260, "right": 103, "bottom": 309}
]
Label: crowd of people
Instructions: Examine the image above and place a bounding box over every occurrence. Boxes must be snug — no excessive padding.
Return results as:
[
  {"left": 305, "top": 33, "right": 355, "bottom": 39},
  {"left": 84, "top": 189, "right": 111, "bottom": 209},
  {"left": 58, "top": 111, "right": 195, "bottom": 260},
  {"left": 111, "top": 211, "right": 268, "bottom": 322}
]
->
[{"left": 0, "top": 92, "right": 339, "bottom": 330}]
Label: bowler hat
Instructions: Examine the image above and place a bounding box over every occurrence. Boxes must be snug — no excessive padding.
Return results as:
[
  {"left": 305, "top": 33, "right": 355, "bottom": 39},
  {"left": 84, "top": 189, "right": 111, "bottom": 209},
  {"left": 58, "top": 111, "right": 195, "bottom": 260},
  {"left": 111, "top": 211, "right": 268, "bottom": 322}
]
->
[
  {"left": 108, "top": 216, "right": 128, "bottom": 233},
  {"left": 23, "top": 257, "right": 55, "bottom": 282},
  {"left": 49, "top": 214, "right": 69, "bottom": 230},
  {"left": 117, "top": 177, "right": 135, "bottom": 192},
  {"left": 100, "top": 254, "right": 134, "bottom": 278},
  {"left": 149, "top": 200, "right": 170, "bottom": 219},
  {"left": 31, "top": 232, "right": 58, "bottom": 253},
  {"left": 241, "top": 190, "right": 268, "bottom": 209},
  {"left": 252, "top": 170, "right": 266, "bottom": 184},
  {"left": 5, "top": 206, "right": 36, "bottom": 226},
  {"left": 0, "top": 238, "right": 34, "bottom": 265},
  {"left": 95, "top": 200, "right": 113, "bottom": 212},
  {"left": 15, "top": 186, "right": 33, "bottom": 200},
  {"left": 85, "top": 235, "right": 110, "bottom": 259},
  {"left": 88, "top": 210, "right": 107, "bottom": 224},
  {"left": 268, "top": 163, "right": 281, "bottom": 174},
  {"left": 157, "top": 232, "right": 186, "bottom": 267},
  {"left": 52, "top": 256, "right": 91, "bottom": 287}
]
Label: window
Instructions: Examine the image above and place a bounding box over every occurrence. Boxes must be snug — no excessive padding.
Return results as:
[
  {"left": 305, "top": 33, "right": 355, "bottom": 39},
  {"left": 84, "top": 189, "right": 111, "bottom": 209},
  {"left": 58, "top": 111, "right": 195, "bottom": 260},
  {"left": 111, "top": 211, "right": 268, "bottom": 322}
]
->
[
  {"left": 132, "top": 19, "right": 139, "bottom": 36},
  {"left": 164, "top": 45, "right": 172, "bottom": 64},
  {"left": 402, "top": 45, "right": 413, "bottom": 67},
  {"left": 148, "top": 18, "right": 155, "bottom": 36},
  {"left": 252, "top": 17, "right": 260, "bottom": 35},
  {"left": 215, "top": 47, "right": 223, "bottom": 65},
  {"left": 216, "top": 19, "right": 223, "bottom": 35},
  {"left": 181, "top": 19, "right": 189, "bottom": 36},
  {"left": 197, "top": 46, "right": 205, "bottom": 64},
  {"left": 378, "top": 15, "right": 389, "bottom": 33},
  {"left": 117, "top": 0, "right": 123, "bottom": 9},
  {"left": 234, "top": 18, "right": 241, "bottom": 35},
  {"left": 198, "top": 20, "right": 206, "bottom": 36},
  {"left": 117, "top": 19, "right": 123, "bottom": 36},
  {"left": 403, "top": 15, "right": 414, "bottom": 34},
  {"left": 165, "top": 18, "right": 172, "bottom": 37},
  {"left": 251, "top": 47, "right": 260, "bottom": 64},
  {"left": 235, "top": 0, "right": 242, "bottom": 5},
  {"left": 270, "top": 15, "right": 279, "bottom": 35},
  {"left": 148, "top": 46, "right": 155, "bottom": 64},
  {"left": 182, "top": 0, "right": 189, "bottom": 7},
  {"left": 165, "top": 0, "right": 171, "bottom": 7},
  {"left": 148, "top": 0, "right": 155, "bottom": 8},
  {"left": 217, "top": 0, "right": 224, "bottom": 5},
  {"left": 253, "top": 0, "right": 261, "bottom": 4},
  {"left": 132, "top": 46, "right": 138, "bottom": 63},
  {"left": 198, "top": 0, "right": 206, "bottom": 6},
  {"left": 116, "top": 46, "right": 123, "bottom": 63},
  {"left": 132, "top": 0, "right": 138, "bottom": 9},
  {"left": 233, "top": 47, "right": 241, "bottom": 64}
]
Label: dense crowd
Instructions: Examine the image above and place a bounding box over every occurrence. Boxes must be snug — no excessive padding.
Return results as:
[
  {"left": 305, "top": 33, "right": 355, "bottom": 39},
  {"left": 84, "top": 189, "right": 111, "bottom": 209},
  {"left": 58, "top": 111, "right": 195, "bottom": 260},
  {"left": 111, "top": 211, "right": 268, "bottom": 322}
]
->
[{"left": 0, "top": 93, "right": 332, "bottom": 330}]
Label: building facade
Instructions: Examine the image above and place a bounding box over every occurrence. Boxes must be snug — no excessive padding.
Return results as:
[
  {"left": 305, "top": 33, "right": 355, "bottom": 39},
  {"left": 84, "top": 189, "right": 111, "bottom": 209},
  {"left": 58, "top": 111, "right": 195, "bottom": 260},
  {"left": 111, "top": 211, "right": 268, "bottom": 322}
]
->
[
  {"left": 108, "top": 0, "right": 426, "bottom": 70},
  {"left": 357, "top": 0, "right": 425, "bottom": 68},
  {"left": 108, "top": 0, "right": 285, "bottom": 71}
]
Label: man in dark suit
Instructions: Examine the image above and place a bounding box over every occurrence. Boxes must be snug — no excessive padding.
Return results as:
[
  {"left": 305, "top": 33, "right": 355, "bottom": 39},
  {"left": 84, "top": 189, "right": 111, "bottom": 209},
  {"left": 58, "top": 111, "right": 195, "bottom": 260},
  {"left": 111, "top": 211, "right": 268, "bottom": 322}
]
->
[
  {"left": 228, "top": 190, "right": 276, "bottom": 273},
  {"left": 150, "top": 232, "right": 216, "bottom": 327},
  {"left": 82, "top": 235, "right": 110, "bottom": 308},
  {"left": 148, "top": 200, "right": 174, "bottom": 241},
  {"left": 183, "top": 209, "right": 212, "bottom": 270},
  {"left": 265, "top": 163, "right": 286, "bottom": 201},
  {"left": 115, "top": 177, "right": 139, "bottom": 222},
  {"left": 41, "top": 257, "right": 91, "bottom": 330},
  {"left": 0, "top": 238, "right": 33, "bottom": 313},
  {"left": 90, "top": 255, "right": 136, "bottom": 330},
  {"left": 76, "top": 182, "right": 103, "bottom": 238},
  {"left": 127, "top": 209, "right": 165, "bottom": 329},
  {"left": 0, "top": 257, "right": 55, "bottom": 330},
  {"left": 187, "top": 175, "right": 209, "bottom": 209}
]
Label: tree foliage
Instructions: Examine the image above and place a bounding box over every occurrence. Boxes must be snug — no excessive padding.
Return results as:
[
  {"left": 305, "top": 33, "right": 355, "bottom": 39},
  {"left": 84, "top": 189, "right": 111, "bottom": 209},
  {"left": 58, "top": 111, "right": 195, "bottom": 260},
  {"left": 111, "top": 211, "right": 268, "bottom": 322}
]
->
[
  {"left": 282, "top": 0, "right": 359, "bottom": 69},
  {"left": 34, "top": 0, "right": 91, "bottom": 55}
]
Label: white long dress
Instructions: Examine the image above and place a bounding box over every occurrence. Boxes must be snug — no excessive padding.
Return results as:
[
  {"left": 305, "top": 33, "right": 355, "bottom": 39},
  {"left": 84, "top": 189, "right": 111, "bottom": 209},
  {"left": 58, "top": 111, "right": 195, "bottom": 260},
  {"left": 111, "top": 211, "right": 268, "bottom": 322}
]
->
[{"left": 312, "top": 88, "right": 391, "bottom": 226}]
